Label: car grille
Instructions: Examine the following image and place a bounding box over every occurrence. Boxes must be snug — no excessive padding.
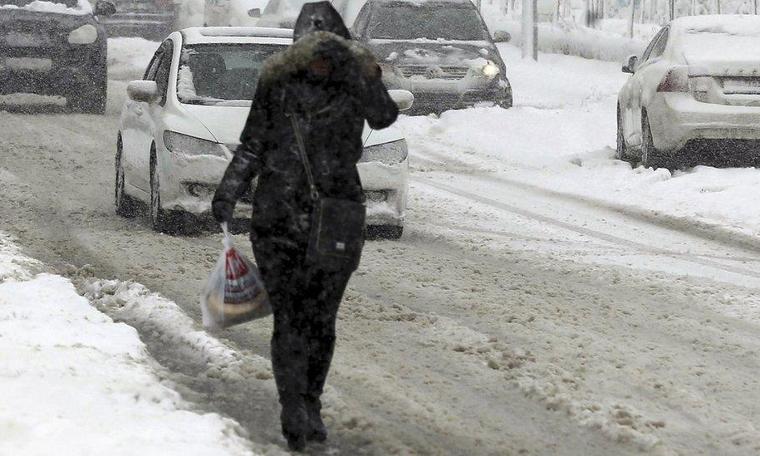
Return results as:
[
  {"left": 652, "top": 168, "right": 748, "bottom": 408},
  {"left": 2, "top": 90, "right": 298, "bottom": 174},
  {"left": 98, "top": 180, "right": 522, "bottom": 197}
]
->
[
  {"left": 1, "top": 26, "right": 54, "bottom": 48},
  {"left": 398, "top": 65, "right": 469, "bottom": 80}
]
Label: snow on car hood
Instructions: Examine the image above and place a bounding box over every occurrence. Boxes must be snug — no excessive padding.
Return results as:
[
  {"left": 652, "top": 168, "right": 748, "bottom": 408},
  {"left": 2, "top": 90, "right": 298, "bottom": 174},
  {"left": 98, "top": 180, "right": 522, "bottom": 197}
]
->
[
  {"left": 371, "top": 39, "right": 497, "bottom": 66},
  {"left": 181, "top": 103, "right": 404, "bottom": 148},
  {"left": 0, "top": 0, "right": 92, "bottom": 15}
]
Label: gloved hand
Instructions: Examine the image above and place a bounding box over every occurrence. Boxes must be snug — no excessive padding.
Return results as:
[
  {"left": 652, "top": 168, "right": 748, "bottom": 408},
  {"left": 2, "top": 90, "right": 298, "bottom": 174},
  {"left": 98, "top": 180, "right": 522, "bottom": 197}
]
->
[{"left": 212, "top": 200, "right": 234, "bottom": 224}]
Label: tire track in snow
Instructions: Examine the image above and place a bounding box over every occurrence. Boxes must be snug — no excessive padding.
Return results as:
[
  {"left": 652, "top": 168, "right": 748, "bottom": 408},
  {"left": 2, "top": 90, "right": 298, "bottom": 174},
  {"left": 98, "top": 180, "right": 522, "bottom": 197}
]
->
[
  {"left": 415, "top": 177, "right": 760, "bottom": 284},
  {"left": 409, "top": 132, "right": 760, "bottom": 256}
]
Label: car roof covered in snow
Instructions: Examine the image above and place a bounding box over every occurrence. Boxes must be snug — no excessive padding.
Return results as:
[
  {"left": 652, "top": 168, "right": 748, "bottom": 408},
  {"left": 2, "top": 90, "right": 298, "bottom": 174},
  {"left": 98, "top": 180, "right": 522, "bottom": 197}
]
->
[
  {"left": 181, "top": 27, "right": 294, "bottom": 45},
  {"left": 670, "top": 14, "right": 760, "bottom": 33}
]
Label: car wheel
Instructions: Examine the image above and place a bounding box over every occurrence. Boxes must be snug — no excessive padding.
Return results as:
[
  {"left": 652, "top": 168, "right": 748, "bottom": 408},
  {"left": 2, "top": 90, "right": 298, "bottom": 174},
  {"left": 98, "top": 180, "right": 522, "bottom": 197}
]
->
[
  {"left": 149, "top": 149, "right": 171, "bottom": 233},
  {"left": 115, "top": 136, "right": 137, "bottom": 218},
  {"left": 616, "top": 107, "right": 633, "bottom": 164},
  {"left": 367, "top": 225, "right": 403, "bottom": 240},
  {"left": 640, "top": 112, "right": 670, "bottom": 170}
]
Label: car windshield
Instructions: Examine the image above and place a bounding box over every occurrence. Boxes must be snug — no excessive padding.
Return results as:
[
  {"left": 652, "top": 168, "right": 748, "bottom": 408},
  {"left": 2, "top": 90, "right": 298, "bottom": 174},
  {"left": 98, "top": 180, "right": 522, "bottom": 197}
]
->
[
  {"left": 177, "top": 44, "right": 285, "bottom": 106},
  {"left": 1, "top": 0, "right": 79, "bottom": 7},
  {"left": 681, "top": 20, "right": 760, "bottom": 61},
  {"left": 368, "top": 3, "right": 486, "bottom": 41}
]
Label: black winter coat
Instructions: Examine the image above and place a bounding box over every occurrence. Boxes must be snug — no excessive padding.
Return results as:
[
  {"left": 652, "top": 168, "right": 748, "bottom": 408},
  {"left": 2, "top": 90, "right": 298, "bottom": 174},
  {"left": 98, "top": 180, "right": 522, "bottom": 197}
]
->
[{"left": 213, "top": 31, "right": 399, "bottom": 245}]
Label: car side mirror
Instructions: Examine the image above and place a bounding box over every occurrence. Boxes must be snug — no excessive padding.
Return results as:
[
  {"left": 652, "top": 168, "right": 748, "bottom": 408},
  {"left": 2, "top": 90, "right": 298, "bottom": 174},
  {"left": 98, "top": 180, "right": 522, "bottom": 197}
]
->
[
  {"left": 94, "top": 0, "right": 116, "bottom": 17},
  {"left": 492, "top": 30, "right": 511, "bottom": 43},
  {"left": 127, "top": 80, "right": 159, "bottom": 103},
  {"left": 622, "top": 55, "right": 638, "bottom": 74},
  {"left": 248, "top": 8, "right": 261, "bottom": 17},
  {"left": 388, "top": 89, "right": 414, "bottom": 112}
]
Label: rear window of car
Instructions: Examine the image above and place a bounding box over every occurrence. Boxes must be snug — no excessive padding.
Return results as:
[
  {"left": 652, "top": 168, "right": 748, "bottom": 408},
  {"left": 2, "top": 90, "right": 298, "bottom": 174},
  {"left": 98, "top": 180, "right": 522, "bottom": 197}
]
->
[
  {"left": 177, "top": 43, "right": 285, "bottom": 106},
  {"left": 680, "top": 20, "right": 760, "bottom": 61},
  {"left": 368, "top": 3, "right": 487, "bottom": 42}
]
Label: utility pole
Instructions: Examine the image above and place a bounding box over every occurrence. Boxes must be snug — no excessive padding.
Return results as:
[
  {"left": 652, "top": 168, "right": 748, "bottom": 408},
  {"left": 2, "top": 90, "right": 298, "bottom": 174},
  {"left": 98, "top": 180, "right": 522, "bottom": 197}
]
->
[
  {"left": 669, "top": 0, "right": 675, "bottom": 19},
  {"left": 522, "top": 0, "right": 538, "bottom": 61},
  {"left": 628, "top": 0, "right": 635, "bottom": 38}
]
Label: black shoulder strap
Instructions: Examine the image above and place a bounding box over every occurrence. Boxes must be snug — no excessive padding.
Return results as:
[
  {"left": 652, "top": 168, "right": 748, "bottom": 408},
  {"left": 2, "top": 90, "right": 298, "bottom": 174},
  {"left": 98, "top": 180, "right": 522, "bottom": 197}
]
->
[{"left": 288, "top": 112, "right": 320, "bottom": 202}]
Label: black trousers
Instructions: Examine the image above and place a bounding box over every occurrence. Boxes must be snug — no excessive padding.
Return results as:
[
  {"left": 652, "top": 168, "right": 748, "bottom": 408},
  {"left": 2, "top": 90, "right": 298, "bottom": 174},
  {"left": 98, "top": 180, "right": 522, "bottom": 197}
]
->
[{"left": 252, "top": 237, "right": 353, "bottom": 410}]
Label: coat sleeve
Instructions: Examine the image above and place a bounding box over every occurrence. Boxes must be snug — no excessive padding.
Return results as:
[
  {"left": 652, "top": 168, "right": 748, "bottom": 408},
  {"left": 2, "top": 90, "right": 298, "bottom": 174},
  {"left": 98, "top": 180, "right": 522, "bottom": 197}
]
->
[
  {"left": 212, "top": 82, "right": 272, "bottom": 207},
  {"left": 359, "top": 61, "right": 399, "bottom": 130}
]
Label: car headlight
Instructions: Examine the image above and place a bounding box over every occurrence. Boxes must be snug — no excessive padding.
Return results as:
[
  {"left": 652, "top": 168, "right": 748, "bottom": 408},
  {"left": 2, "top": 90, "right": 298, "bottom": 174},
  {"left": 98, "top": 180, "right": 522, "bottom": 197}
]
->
[
  {"left": 360, "top": 139, "right": 408, "bottom": 165},
  {"left": 481, "top": 60, "right": 500, "bottom": 79},
  {"left": 163, "top": 131, "right": 226, "bottom": 157},
  {"left": 68, "top": 24, "right": 98, "bottom": 45}
]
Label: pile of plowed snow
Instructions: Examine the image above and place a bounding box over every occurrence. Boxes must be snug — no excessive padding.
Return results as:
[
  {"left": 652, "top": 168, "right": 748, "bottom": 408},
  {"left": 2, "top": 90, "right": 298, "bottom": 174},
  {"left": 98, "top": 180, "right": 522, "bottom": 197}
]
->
[{"left": 0, "top": 233, "right": 256, "bottom": 455}]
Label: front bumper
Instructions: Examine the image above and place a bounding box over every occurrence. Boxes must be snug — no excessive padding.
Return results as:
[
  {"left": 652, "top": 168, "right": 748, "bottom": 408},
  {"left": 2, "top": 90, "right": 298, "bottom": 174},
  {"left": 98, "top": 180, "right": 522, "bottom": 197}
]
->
[
  {"left": 407, "top": 88, "right": 512, "bottom": 115},
  {"left": 160, "top": 151, "right": 229, "bottom": 214},
  {"left": 649, "top": 93, "right": 760, "bottom": 152},
  {"left": 358, "top": 158, "right": 409, "bottom": 227},
  {"left": 160, "top": 151, "right": 409, "bottom": 227},
  {"left": 385, "top": 74, "right": 512, "bottom": 115},
  {"left": 0, "top": 45, "right": 105, "bottom": 95}
]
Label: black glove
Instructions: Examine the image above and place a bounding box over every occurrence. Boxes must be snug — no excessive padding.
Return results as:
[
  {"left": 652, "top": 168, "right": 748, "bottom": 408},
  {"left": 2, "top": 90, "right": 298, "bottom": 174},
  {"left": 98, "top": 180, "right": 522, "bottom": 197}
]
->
[{"left": 212, "top": 200, "right": 234, "bottom": 224}]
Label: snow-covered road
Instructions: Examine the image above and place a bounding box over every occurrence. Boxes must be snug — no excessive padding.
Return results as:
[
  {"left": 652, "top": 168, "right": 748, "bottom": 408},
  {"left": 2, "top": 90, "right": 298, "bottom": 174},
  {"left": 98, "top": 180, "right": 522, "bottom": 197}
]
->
[{"left": 2, "top": 42, "right": 760, "bottom": 454}]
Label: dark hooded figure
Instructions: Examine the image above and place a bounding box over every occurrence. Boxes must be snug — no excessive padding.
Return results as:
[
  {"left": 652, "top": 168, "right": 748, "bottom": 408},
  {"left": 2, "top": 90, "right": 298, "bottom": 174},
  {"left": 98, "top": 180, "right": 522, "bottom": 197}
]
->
[{"left": 211, "top": 2, "right": 399, "bottom": 451}]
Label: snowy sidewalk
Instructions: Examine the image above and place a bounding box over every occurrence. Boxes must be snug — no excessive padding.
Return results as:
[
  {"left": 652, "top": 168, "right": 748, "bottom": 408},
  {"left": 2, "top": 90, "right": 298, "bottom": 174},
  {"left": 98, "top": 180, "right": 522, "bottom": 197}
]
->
[{"left": 0, "top": 234, "right": 255, "bottom": 456}]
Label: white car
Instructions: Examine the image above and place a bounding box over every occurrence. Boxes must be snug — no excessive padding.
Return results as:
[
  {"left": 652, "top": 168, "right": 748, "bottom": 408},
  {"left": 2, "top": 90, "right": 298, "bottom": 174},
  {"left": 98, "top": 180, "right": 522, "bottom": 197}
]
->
[
  {"left": 617, "top": 15, "right": 760, "bottom": 169},
  {"left": 115, "top": 26, "right": 412, "bottom": 238}
]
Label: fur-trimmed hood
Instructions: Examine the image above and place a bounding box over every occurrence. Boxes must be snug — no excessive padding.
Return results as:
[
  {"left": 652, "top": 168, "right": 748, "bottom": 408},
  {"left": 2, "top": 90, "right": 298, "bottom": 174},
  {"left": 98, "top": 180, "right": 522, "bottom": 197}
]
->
[{"left": 259, "top": 31, "right": 379, "bottom": 86}]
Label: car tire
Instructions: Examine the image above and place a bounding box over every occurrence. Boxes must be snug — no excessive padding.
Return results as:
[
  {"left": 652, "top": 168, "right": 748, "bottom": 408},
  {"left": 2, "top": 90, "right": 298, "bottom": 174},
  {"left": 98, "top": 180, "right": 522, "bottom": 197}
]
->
[
  {"left": 640, "top": 112, "right": 670, "bottom": 170},
  {"left": 497, "top": 94, "right": 513, "bottom": 109},
  {"left": 115, "top": 135, "right": 138, "bottom": 218},
  {"left": 367, "top": 225, "right": 403, "bottom": 240},
  {"left": 616, "top": 107, "right": 633, "bottom": 165},
  {"left": 149, "top": 149, "right": 172, "bottom": 233}
]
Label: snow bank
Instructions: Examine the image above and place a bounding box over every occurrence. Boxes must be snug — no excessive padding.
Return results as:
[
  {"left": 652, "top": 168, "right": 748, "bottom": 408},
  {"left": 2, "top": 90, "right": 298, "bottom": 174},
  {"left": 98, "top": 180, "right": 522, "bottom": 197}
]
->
[
  {"left": 0, "top": 0, "right": 91, "bottom": 15},
  {"left": 108, "top": 38, "right": 160, "bottom": 82},
  {"left": 485, "top": 17, "right": 647, "bottom": 62},
  {"left": 0, "top": 234, "right": 256, "bottom": 455},
  {"left": 83, "top": 278, "right": 275, "bottom": 383},
  {"left": 175, "top": 0, "right": 205, "bottom": 29},
  {"left": 479, "top": 3, "right": 657, "bottom": 62}
]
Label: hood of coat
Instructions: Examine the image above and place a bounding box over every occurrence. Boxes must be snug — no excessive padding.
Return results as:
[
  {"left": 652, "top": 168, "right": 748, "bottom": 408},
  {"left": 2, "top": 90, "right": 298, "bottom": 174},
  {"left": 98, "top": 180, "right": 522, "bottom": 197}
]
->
[
  {"left": 182, "top": 103, "right": 402, "bottom": 149},
  {"left": 292, "top": 1, "right": 350, "bottom": 42}
]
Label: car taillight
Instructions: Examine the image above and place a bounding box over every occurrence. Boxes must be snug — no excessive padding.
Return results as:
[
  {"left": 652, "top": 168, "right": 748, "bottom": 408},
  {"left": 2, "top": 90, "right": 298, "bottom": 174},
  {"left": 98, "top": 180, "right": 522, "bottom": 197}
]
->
[{"left": 657, "top": 67, "right": 689, "bottom": 93}]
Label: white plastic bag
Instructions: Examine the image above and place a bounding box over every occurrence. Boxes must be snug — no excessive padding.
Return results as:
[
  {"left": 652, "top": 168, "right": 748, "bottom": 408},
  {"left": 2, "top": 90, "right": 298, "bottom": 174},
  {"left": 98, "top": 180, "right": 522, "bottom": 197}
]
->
[{"left": 201, "top": 223, "right": 271, "bottom": 329}]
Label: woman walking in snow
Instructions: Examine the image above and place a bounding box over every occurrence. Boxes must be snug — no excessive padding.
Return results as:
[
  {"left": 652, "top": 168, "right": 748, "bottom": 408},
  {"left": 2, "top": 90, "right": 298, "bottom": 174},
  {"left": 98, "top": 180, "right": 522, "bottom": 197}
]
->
[{"left": 212, "top": 3, "right": 399, "bottom": 451}]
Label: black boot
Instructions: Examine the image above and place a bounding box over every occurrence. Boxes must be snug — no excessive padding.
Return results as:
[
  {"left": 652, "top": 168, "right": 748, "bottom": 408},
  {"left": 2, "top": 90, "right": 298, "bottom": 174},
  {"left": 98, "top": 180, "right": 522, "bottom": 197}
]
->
[
  {"left": 304, "top": 397, "right": 327, "bottom": 442},
  {"left": 281, "top": 403, "right": 309, "bottom": 452}
]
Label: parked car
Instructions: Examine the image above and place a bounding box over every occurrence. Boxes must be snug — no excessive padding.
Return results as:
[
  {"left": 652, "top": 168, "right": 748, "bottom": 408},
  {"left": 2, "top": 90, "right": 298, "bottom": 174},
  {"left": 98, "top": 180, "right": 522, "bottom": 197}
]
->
[
  {"left": 617, "top": 15, "right": 760, "bottom": 169},
  {"left": 115, "top": 26, "right": 413, "bottom": 238},
  {"left": 351, "top": 0, "right": 512, "bottom": 114},
  {"left": 0, "top": 0, "right": 112, "bottom": 113},
  {"left": 98, "top": 0, "right": 178, "bottom": 40}
]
